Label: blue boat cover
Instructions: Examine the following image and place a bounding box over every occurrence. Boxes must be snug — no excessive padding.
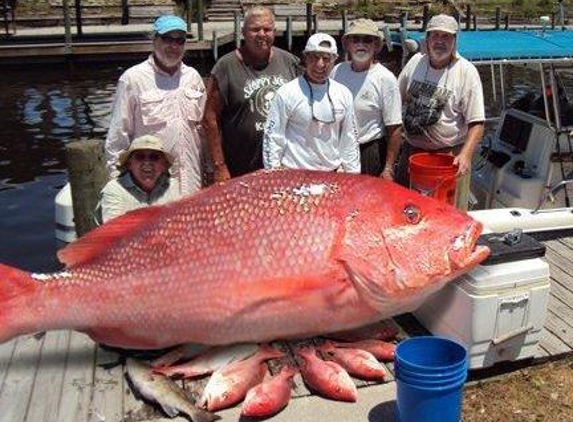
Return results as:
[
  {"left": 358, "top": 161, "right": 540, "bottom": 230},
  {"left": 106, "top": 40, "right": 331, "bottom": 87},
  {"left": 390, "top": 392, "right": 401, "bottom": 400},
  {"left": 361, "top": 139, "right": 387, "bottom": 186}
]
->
[{"left": 405, "top": 30, "right": 573, "bottom": 62}]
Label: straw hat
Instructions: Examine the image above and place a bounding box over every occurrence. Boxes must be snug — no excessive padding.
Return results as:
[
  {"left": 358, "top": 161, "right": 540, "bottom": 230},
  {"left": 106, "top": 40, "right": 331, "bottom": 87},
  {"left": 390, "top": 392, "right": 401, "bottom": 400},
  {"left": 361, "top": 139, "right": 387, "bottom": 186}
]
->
[{"left": 118, "top": 135, "right": 174, "bottom": 168}]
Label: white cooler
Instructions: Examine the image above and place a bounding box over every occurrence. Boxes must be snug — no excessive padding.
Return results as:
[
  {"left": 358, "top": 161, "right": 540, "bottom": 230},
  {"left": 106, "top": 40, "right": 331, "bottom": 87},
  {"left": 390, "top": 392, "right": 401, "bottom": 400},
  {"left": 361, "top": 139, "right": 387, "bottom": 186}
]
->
[{"left": 414, "top": 257, "right": 551, "bottom": 369}]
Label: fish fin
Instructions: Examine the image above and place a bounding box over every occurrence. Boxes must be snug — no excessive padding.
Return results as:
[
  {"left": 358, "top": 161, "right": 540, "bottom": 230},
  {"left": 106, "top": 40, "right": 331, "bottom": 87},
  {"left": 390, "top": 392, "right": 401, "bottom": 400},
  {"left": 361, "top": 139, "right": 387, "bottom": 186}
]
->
[
  {"left": 0, "top": 264, "right": 39, "bottom": 343},
  {"left": 159, "top": 404, "right": 179, "bottom": 418},
  {"left": 84, "top": 326, "right": 163, "bottom": 349},
  {"left": 58, "top": 206, "right": 164, "bottom": 267}
]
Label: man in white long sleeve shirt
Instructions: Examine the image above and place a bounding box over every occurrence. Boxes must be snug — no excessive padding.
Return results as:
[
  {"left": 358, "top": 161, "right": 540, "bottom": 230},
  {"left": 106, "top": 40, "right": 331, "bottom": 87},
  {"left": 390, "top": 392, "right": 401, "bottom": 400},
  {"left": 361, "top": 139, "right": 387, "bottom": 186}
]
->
[
  {"left": 105, "top": 15, "right": 206, "bottom": 196},
  {"left": 263, "top": 33, "right": 360, "bottom": 173}
]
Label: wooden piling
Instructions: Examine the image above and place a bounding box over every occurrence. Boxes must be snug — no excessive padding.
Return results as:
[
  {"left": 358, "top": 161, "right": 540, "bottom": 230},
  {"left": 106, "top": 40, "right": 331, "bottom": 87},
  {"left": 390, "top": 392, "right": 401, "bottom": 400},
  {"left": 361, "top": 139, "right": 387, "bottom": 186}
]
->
[
  {"left": 341, "top": 10, "right": 347, "bottom": 35},
  {"left": 472, "top": 14, "right": 477, "bottom": 31},
  {"left": 197, "top": 0, "right": 204, "bottom": 41},
  {"left": 504, "top": 14, "right": 509, "bottom": 30},
  {"left": 454, "top": 10, "right": 460, "bottom": 27},
  {"left": 62, "top": 0, "right": 72, "bottom": 54},
  {"left": 186, "top": 0, "right": 192, "bottom": 33},
  {"left": 400, "top": 11, "right": 407, "bottom": 29},
  {"left": 286, "top": 16, "right": 293, "bottom": 51},
  {"left": 422, "top": 5, "right": 429, "bottom": 32},
  {"left": 306, "top": 2, "right": 312, "bottom": 36},
  {"left": 74, "top": 0, "right": 82, "bottom": 37},
  {"left": 495, "top": 7, "right": 501, "bottom": 30},
  {"left": 212, "top": 30, "right": 218, "bottom": 61},
  {"left": 465, "top": 4, "right": 471, "bottom": 31},
  {"left": 234, "top": 11, "right": 241, "bottom": 49},
  {"left": 121, "top": 0, "right": 129, "bottom": 25},
  {"left": 552, "top": 12, "right": 556, "bottom": 30},
  {"left": 65, "top": 140, "right": 108, "bottom": 237},
  {"left": 313, "top": 13, "right": 318, "bottom": 33},
  {"left": 382, "top": 26, "right": 392, "bottom": 52}
]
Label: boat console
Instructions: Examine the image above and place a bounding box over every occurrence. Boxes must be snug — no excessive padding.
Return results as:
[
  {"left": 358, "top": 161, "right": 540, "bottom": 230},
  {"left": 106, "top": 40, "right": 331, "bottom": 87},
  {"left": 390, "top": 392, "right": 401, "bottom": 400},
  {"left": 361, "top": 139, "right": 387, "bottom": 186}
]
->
[{"left": 472, "top": 108, "right": 558, "bottom": 208}]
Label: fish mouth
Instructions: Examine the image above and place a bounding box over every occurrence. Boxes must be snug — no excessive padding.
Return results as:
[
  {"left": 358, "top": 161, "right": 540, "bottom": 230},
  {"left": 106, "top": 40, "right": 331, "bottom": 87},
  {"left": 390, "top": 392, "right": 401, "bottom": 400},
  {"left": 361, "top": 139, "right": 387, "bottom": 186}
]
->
[{"left": 448, "top": 221, "right": 490, "bottom": 270}]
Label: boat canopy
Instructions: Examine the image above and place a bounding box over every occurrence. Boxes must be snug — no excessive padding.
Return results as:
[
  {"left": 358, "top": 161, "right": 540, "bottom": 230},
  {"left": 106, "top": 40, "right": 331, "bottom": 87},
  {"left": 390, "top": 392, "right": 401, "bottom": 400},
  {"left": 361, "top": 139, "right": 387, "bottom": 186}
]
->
[{"left": 404, "top": 30, "right": 573, "bottom": 64}]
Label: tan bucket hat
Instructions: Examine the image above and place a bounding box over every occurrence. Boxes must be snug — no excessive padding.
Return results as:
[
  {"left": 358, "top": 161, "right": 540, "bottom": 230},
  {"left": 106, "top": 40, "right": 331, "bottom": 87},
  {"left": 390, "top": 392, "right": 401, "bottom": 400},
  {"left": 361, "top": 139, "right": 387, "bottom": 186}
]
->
[
  {"left": 343, "top": 19, "right": 383, "bottom": 42},
  {"left": 426, "top": 14, "right": 459, "bottom": 35},
  {"left": 118, "top": 134, "right": 174, "bottom": 168}
]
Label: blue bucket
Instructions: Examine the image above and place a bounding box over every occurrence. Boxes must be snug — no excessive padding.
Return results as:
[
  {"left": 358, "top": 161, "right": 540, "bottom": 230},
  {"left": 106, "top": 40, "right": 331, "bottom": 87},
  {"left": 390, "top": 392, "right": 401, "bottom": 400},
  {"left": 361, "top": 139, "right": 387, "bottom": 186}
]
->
[{"left": 395, "top": 336, "right": 468, "bottom": 422}]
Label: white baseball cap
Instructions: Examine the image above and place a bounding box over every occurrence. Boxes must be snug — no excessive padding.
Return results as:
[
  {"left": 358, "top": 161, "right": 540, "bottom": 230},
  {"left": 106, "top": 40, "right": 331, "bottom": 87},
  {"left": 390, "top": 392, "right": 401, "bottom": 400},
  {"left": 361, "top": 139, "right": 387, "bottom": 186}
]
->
[
  {"left": 426, "top": 14, "right": 459, "bottom": 35},
  {"left": 303, "top": 33, "right": 338, "bottom": 56}
]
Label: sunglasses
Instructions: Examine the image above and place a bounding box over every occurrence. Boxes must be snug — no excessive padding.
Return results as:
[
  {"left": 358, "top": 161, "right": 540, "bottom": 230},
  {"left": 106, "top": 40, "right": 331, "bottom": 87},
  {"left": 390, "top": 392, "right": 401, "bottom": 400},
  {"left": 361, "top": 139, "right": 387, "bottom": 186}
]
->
[
  {"left": 131, "top": 151, "right": 163, "bottom": 162},
  {"left": 348, "top": 35, "right": 377, "bottom": 44},
  {"left": 159, "top": 34, "right": 186, "bottom": 45},
  {"left": 304, "top": 77, "right": 336, "bottom": 124}
]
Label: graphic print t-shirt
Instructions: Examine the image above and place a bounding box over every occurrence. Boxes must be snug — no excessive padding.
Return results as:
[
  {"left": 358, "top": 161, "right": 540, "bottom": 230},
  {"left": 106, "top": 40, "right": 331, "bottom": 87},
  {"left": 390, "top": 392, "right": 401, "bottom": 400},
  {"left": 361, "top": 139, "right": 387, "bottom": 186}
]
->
[
  {"left": 211, "top": 47, "right": 299, "bottom": 176},
  {"left": 398, "top": 53, "right": 485, "bottom": 150}
]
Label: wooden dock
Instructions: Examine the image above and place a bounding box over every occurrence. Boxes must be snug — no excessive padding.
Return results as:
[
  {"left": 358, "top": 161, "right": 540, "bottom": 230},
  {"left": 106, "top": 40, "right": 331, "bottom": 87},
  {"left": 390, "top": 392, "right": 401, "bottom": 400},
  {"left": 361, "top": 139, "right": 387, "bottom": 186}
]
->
[
  {"left": 0, "top": 19, "right": 354, "bottom": 62},
  {"left": 0, "top": 233, "right": 572, "bottom": 422}
]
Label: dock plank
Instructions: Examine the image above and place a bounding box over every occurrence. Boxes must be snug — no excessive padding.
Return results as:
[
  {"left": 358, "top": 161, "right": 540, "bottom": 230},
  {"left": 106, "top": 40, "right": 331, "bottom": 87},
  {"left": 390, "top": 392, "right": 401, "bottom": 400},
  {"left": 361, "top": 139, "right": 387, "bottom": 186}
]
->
[
  {"left": 544, "top": 240, "right": 573, "bottom": 276},
  {"left": 548, "top": 290, "right": 573, "bottom": 324},
  {"left": 56, "top": 331, "right": 97, "bottom": 422},
  {"left": 25, "top": 330, "right": 70, "bottom": 422},
  {"left": 544, "top": 310, "right": 573, "bottom": 349},
  {"left": 0, "top": 337, "right": 17, "bottom": 394},
  {"left": 89, "top": 346, "right": 124, "bottom": 422},
  {"left": 0, "top": 334, "right": 45, "bottom": 422},
  {"left": 549, "top": 264, "right": 573, "bottom": 296},
  {"left": 557, "top": 235, "right": 573, "bottom": 249},
  {"left": 539, "top": 327, "right": 570, "bottom": 356}
]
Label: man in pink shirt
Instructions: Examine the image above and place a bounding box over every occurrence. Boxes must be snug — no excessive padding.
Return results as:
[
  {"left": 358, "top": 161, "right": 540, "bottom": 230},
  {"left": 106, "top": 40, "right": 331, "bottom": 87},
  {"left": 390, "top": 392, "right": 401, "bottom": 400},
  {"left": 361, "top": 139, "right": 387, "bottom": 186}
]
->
[{"left": 105, "top": 15, "right": 206, "bottom": 196}]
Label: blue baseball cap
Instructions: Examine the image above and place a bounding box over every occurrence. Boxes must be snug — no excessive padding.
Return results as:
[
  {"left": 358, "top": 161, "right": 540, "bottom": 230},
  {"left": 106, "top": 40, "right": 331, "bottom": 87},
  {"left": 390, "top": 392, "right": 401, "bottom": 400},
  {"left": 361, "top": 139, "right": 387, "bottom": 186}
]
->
[{"left": 153, "top": 15, "right": 187, "bottom": 35}]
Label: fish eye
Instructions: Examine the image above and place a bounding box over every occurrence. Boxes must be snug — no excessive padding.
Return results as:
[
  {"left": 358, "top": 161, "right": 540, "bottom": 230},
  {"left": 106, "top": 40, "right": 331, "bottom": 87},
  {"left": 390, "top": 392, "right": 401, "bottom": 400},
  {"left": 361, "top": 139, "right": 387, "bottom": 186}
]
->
[{"left": 403, "top": 203, "right": 421, "bottom": 224}]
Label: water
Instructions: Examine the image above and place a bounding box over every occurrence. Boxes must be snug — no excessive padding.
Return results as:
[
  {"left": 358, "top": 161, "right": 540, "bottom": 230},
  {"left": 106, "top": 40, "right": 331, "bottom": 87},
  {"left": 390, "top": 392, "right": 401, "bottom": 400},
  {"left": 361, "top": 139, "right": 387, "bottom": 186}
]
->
[
  {"left": 0, "top": 62, "right": 133, "bottom": 272},
  {"left": 0, "top": 59, "right": 550, "bottom": 272}
]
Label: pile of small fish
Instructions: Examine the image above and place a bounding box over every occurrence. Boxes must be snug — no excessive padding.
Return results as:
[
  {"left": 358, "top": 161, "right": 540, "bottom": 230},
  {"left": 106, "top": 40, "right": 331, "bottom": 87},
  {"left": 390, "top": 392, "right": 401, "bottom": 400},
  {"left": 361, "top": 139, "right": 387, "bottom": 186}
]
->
[{"left": 126, "top": 324, "right": 399, "bottom": 420}]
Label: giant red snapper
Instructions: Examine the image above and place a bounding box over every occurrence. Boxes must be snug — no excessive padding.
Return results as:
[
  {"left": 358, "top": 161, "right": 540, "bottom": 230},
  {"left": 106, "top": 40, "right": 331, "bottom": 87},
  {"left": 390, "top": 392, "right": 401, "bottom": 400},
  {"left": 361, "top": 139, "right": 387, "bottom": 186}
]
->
[{"left": 0, "top": 170, "right": 489, "bottom": 349}]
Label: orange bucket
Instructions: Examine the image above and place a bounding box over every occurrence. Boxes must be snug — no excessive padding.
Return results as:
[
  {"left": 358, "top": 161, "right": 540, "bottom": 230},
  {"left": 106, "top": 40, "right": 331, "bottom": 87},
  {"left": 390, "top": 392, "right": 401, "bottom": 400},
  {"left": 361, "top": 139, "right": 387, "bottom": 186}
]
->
[{"left": 409, "top": 153, "right": 458, "bottom": 205}]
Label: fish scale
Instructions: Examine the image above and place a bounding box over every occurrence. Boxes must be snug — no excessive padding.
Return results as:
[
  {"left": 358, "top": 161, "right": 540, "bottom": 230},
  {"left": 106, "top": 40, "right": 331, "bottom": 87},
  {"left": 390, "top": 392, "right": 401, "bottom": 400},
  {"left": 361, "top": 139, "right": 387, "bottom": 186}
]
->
[{"left": 0, "top": 169, "right": 489, "bottom": 349}]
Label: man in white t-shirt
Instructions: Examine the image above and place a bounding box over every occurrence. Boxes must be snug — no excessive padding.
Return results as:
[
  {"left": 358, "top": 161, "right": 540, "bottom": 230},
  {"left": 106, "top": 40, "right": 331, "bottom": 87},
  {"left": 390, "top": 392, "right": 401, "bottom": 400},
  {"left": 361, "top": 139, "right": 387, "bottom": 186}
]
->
[
  {"left": 397, "top": 14, "right": 485, "bottom": 210},
  {"left": 332, "top": 19, "right": 402, "bottom": 179},
  {"left": 263, "top": 33, "right": 360, "bottom": 173}
]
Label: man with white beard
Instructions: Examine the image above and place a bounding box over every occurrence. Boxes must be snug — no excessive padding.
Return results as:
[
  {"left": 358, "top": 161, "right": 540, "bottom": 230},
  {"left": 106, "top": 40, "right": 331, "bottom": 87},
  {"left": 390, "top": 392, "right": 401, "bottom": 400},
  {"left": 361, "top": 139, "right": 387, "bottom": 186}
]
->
[
  {"left": 331, "top": 19, "right": 403, "bottom": 179},
  {"left": 105, "top": 15, "right": 206, "bottom": 196}
]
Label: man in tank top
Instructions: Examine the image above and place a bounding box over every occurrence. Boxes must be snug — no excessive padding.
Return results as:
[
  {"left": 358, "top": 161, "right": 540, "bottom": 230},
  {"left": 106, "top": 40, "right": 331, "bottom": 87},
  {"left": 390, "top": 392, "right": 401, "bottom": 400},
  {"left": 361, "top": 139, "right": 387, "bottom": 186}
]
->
[{"left": 202, "top": 6, "right": 300, "bottom": 182}]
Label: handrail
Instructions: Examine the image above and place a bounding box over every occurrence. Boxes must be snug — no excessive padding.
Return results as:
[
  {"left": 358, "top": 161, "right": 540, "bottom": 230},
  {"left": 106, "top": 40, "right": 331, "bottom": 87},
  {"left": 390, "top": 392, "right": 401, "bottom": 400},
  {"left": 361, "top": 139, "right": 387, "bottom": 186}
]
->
[{"left": 533, "top": 178, "right": 573, "bottom": 213}]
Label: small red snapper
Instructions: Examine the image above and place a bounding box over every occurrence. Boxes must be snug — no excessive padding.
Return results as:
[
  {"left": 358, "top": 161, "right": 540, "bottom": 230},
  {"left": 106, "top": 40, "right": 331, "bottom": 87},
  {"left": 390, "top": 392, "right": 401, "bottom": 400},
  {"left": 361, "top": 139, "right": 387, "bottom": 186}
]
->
[
  {"left": 330, "top": 339, "right": 396, "bottom": 361},
  {"left": 241, "top": 365, "right": 297, "bottom": 418},
  {"left": 297, "top": 347, "right": 357, "bottom": 402},
  {"left": 153, "top": 343, "right": 258, "bottom": 378},
  {"left": 198, "top": 345, "right": 283, "bottom": 411},
  {"left": 0, "top": 170, "right": 488, "bottom": 348},
  {"left": 317, "top": 341, "right": 387, "bottom": 381}
]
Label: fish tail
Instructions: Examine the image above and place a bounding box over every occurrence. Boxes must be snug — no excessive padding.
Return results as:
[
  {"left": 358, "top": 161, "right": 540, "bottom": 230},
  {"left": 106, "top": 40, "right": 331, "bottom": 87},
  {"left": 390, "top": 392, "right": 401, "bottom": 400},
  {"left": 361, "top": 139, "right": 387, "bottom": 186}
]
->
[{"left": 0, "top": 263, "right": 39, "bottom": 343}]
